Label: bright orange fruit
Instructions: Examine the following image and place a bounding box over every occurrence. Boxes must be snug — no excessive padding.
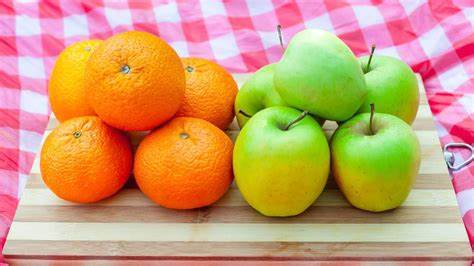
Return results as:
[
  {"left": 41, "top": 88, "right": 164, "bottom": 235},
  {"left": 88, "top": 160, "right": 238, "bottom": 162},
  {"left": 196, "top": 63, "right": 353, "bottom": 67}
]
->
[
  {"left": 134, "top": 117, "right": 233, "bottom": 209},
  {"left": 85, "top": 31, "right": 185, "bottom": 131},
  {"left": 177, "top": 57, "right": 238, "bottom": 130},
  {"left": 40, "top": 116, "right": 133, "bottom": 203},
  {"left": 49, "top": 39, "right": 102, "bottom": 122}
]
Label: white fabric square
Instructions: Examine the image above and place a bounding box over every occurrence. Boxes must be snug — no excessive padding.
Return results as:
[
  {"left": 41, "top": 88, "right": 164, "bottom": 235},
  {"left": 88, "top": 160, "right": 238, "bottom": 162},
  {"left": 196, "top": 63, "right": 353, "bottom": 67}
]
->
[
  {"left": 458, "top": 95, "right": 474, "bottom": 114},
  {"left": 457, "top": 188, "right": 474, "bottom": 216},
  {"left": 258, "top": 30, "right": 280, "bottom": 49},
  {"left": 209, "top": 33, "right": 239, "bottom": 60},
  {"left": 462, "top": 8, "right": 474, "bottom": 27},
  {"left": 18, "top": 57, "right": 45, "bottom": 79},
  {"left": 304, "top": 13, "right": 334, "bottom": 32},
  {"left": 105, "top": 8, "right": 132, "bottom": 28},
  {"left": 20, "top": 90, "right": 48, "bottom": 115},
  {"left": 353, "top": 6, "right": 385, "bottom": 28},
  {"left": 375, "top": 45, "right": 400, "bottom": 58},
  {"left": 400, "top": 1, "right": 424, "bottom": 15},
  {"left": 200, "top": 0, "right": 226, "bottom": 17},
  {"left": 418, "top": 25, "right": 452, "bottom": 57},
  {"left": 438, "top": 64, "right": 468, "bottom": 92},
  {"left": 15, "top": 15, "right": 41, "bottom": 36},
  {"left": 153, "top": 2, "right": 180, "bottom": 23},
  {"left": 19, "top": 130, "right": 42, "bottom": 153},
  {"left": 63, "top": 14, "right": 89, "bottom": 37},
  {"left": 170, "top": 41, "right": 189, "bottom": 57},
  {"left": 246, "top": 0, "right": 274, "bottom": 16}
]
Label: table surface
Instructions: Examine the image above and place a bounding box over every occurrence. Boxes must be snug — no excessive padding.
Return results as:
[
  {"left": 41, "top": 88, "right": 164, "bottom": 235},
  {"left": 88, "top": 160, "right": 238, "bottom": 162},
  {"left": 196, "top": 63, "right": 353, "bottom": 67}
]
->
[{"left": 3, "top": 74, "right": 472, "bottom": 264}]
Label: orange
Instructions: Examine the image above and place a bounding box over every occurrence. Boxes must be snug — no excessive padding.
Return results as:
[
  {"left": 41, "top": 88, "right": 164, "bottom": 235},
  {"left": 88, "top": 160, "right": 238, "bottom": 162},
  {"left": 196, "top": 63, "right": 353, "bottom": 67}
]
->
[
  {"left": 85, "top": 31, "right": 185, "bottom": 131},
  {"left": 177, "top": 57, "right": 238, "bottom": 130},
  {"left": 134, "top": 117, "right": 233, "bottom": 209},
  {"left": 49, "top": 39, "right": 102, "bottom": 122},
  {"left": 40, "top": 116, "right": 133, "bottom": 203}
]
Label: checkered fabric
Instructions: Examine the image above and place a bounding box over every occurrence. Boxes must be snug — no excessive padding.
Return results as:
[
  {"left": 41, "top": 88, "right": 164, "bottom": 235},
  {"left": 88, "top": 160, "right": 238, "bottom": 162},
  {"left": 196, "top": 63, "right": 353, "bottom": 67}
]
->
[{"left": 0, "top": 0, "right": 473, "bottom": 257}]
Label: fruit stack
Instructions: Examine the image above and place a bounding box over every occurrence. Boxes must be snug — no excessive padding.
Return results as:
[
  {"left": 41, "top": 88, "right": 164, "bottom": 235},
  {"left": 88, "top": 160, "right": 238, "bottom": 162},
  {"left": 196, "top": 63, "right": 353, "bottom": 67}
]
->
[
  {"left": 234, "top": 29, "right": 421, "bottom": 216},
  {"left": 41, "top": 28, "right": 421, "bottom": 217},
  {"left": 43, "top": 31, "right": 237, "bottom": 209}
]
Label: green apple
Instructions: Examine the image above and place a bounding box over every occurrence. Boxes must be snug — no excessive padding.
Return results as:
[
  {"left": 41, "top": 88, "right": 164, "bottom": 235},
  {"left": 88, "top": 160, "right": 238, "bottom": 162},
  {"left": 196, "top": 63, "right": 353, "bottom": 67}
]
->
[
  {"left": 235, "top": 64, "right": 325, "bottom": 128},
  {"left": 331, "top": 105, "right": 421, "bottom": 212},
  {"left": 358, "top": 47, "right": 419, "bottom": 124},
  {"left": 274, "top": 29, "right": 367, "bottom": 121},
  {"left": 233, "top": 106, "right": 330, "bottom": 217},
  {"left": 234, "top": 64, "right": 286, "bottom": 128}
]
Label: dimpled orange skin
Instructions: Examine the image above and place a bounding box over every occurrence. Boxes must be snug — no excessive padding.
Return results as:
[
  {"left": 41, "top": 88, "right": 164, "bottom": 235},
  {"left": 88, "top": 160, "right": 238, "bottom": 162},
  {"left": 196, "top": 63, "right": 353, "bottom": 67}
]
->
[
  {"left": 134, "top": 117, "right": 234, "bottom": 209},
  {"left": 85, "top": 31, "right": 185, "bottom": 131},
  {"left": 177, "top": 58, "right": 238, "bottom": 130},
  {"left": 40, "top": 116, "right": 133, "bottom": 203},
  {"left": 49, "top": 40, "right": 102, "bottom": 122}
]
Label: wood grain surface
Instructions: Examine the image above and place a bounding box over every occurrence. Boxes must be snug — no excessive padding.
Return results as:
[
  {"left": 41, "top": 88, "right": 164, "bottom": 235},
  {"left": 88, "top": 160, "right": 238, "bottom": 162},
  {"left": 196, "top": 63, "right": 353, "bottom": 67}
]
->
[{"left": 3, "top": 74, "right": 472, "bottom": 264}]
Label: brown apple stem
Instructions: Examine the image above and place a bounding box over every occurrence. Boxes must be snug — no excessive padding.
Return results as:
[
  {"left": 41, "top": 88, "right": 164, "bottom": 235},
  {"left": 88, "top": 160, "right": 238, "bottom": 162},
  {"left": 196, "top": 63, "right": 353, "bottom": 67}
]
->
[
  {"left": 284, "top": 110, "right": 309, "bottom": 131},
  {"left": 239, "top": 110, "right": 252, "bottom": 118},
  {"left": 369, "top": 103, "right": 375, "bottom": 135},
  {"left": 366, "top": 44, "right": 376, "bottom": 73},
  {"left": 277, "top": 24, "right": 284, "bottom": 50}
]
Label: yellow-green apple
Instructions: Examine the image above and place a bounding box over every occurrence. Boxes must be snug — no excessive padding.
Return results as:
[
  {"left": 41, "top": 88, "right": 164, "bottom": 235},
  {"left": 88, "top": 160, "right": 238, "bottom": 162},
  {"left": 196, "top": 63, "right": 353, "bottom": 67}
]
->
[
  {"left": 234, "top": 64, "right": 286, "bottom": 128},
  {"left": 358, "top": 46, "right": 419, "bottom": 124},
  {"left": 233, "top": 106, "right": 330, "bottom": 216},
  {"left": 331, "top": 104, "right": 421, "bottom": 212},
  {"left": 234, "top": 64, "right": 325, "bottom": 128},
  {"left": 274, "top": 29, "right": 367, "bottom": 121}
]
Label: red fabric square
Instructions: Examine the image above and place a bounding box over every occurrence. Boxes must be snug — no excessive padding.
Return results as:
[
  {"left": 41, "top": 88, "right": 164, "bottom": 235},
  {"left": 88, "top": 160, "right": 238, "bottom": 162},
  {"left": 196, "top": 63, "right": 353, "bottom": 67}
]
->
[
  {"left": 228, "top": 16, "right": 254, "bottom": 30},
  {"left": 0, "top": 147, "right": 19, "bottom": 171},
  {"left": 275, "top": 2, "right": 304, "bottom": 28},
  {"left": 449, "top": 118, "right": 474, "bottom": 143},
  {"left": 429, "top": 1, "right": 461, "bottom": 22},
  {"left": 339, "top": 29, "right": 367, "bottom": 55},
  {"left": 0, "top": 71, "right": 19, "bottom": 90},
  {"left": 0, "top": 0, "right": 15, "bottom": 15},
  {"left": 128, "top": 1, "right": 153, "bottom": 10},
  {"left": 323, "top": 0, "right": 348, "bottom": 11},
  {"left": 81, "top": 0, "right": 105, "bottom": 13},
  {"left": 39, "top": 1, "right": 63, "bottom": 19},
  {"left": 0, "top": 36, "right": 17, "bottom": 55},
  {"left": 412, "top": 59, "right": 436, "bottom": 80},
  {"left": 41, "top": 34, "right": 65, "bottom": 57},
  {"left": 241, "top": 50, "right": 269, "bottom": 72},
  {"left": 182, "top": 19, "right": 209, "bottom": 42},
  {"left": 0, "top": 109, "right": 19, "bottom": 128},
  {"left": 134, "top": 23, "right": 159, "bottom": 36},
  {"left": 386, "top": 18, "right": 417, "bottom": 45}
]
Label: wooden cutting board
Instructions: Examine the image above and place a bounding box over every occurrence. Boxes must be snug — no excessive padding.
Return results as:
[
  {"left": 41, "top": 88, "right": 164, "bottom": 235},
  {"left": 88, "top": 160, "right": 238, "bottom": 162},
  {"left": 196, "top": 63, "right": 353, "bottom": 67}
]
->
[{"left": 4, "top": 74, "right": 472, "bottom": 264}]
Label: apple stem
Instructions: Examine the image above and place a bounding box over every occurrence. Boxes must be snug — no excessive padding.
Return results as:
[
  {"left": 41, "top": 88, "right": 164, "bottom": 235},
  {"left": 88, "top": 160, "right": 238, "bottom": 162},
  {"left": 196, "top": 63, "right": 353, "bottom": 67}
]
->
[
  {"left": 366, "top": 44, "right": 376, "bottom": 73},
  {"left": 369, "top": 103, "right": 375, "bottom": 135},
  {"left": 277, "top": 24, "right": 284, "bottom": 50},
  {"left": 239, "top": 110, "right": 252, "bottom": 118},
  {"left": 284, "top": 110, "right": 309, "bottom": 131}
]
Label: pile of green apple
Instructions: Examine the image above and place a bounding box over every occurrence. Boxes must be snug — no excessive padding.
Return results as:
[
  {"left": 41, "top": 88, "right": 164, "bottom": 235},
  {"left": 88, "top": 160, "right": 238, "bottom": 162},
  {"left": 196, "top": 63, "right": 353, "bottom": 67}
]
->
[{"left": 233, "top": 29, "right": 421, "bottom": 216}]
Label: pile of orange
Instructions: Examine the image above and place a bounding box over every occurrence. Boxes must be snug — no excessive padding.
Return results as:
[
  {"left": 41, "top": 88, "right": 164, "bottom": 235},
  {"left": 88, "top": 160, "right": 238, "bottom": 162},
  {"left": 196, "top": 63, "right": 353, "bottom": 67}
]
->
[{"left": 41, "top": 31, "right": 237, "bottom": 208}]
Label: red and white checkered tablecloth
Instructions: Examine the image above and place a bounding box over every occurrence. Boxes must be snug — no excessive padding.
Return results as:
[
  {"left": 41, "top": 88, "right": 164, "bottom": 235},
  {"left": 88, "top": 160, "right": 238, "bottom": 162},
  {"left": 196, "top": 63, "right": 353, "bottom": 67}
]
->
[{"left": 0, "top": 0, "right": 473, "bottom": 258}]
